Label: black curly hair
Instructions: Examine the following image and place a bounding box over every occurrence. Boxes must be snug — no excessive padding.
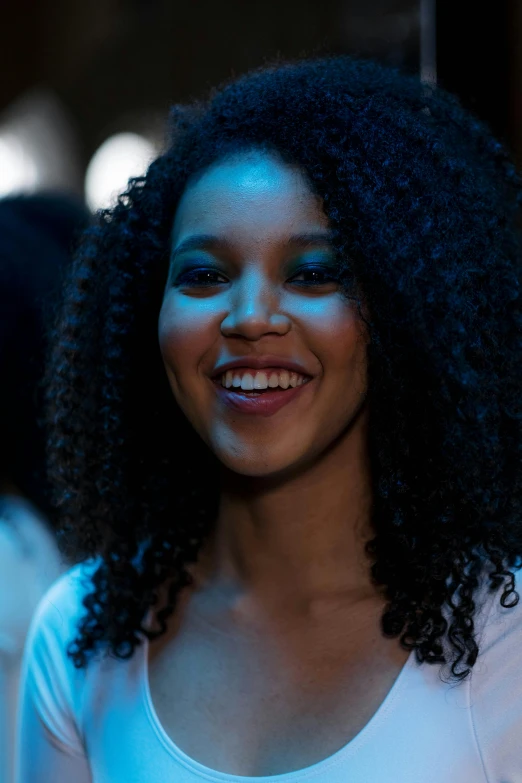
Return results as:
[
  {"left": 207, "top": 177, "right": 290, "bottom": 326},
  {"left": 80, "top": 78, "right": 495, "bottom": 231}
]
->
[{"left": 45, "top": 53, "right": 522, "bottom": 680}]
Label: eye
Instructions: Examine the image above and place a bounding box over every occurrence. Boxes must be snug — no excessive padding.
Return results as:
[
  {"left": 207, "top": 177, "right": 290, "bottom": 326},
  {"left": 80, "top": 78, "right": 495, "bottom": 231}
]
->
[
  {"left": 173, "top": 268, "right": 228, "bottom": 287},
  {"left": 172, "top": 264, "right": 339, "bottom": 289},
  {"left": 290, "top": 265, "right": 339, "bottom": 286}
]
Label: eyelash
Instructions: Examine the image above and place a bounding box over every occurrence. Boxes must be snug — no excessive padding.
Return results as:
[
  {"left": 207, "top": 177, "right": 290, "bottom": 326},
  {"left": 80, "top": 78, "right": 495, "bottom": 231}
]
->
[{"left": 174, "top": 265, "right": 339, "bottom": 288}]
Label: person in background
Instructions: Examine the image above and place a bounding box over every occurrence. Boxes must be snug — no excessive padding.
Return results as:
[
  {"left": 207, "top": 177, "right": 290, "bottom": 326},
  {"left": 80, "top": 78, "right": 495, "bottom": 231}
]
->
[{"left": 0, "top": 192, "right": 90, "bottom": 783}]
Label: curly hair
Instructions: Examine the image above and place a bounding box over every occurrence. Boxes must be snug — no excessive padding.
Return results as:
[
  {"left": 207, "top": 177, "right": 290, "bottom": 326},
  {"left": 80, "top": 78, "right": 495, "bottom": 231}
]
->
[{"left": 45, "top": 53, "right": 522, "bottom": 680}]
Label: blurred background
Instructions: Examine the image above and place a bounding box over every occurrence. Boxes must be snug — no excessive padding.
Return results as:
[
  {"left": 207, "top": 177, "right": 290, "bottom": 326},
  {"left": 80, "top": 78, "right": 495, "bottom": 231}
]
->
[{"left": 1, "top": 0, "right": 521, "bottom": 209}]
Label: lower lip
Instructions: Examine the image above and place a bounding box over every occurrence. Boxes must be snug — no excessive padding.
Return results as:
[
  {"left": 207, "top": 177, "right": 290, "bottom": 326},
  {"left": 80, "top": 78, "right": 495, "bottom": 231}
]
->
[{"left": 211, "top": 378, "right": 313, "bottom": 417}]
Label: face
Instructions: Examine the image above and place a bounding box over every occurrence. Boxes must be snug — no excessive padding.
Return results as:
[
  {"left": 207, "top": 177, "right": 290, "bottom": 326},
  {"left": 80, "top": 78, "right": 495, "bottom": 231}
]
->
[{"left": 158, "top": 149, "right": 368, "bottom": 479}]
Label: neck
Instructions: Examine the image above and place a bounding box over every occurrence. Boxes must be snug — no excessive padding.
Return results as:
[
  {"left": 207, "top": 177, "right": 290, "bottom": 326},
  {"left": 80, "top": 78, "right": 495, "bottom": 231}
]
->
[{"left": 194, "top": 407, "right": 380, "bottom": 617}]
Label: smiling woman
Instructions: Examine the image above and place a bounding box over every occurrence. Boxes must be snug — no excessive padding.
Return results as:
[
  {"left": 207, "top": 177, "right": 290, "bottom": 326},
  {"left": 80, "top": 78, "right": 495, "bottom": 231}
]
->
[
  {"left": 15, "top": 55, "right": 522, "bottom": 782},
  {"left": 158, "top": 149, "right": 368, "bottom": 460}
]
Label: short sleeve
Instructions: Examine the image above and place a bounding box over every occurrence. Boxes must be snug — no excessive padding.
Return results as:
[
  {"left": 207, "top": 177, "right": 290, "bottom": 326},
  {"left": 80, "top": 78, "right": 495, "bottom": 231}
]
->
[{"left": 15, "top": 564, "right": 95, "bottom": 782}]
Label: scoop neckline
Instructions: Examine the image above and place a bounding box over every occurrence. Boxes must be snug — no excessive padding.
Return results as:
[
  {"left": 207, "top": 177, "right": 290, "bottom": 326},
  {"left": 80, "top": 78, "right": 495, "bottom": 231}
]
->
[{"left": 140, "top": 633, "right": 416, "bottom": 781}]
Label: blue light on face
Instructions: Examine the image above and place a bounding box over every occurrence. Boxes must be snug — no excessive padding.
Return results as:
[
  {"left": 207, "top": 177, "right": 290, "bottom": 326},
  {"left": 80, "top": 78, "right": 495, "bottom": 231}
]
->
[{"left": 169, "top": 229, "right": 339, "bottom": 293}]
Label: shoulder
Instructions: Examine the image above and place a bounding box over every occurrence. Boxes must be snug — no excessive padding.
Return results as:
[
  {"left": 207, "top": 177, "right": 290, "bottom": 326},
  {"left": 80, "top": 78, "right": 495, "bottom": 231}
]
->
[
  {"left": 474, "top": 562, "right": 522, "bottom": 660},
  {"left": 23, "top": 556, "right": 102, "bottom": 699},
  {"left": 19, "top": 557, "right": 102, "bottom": 753},
  {"left": 469, "top": 563, "right": 522, "bottom": 778},
  {"left": 28, "top": 557, "right": 100, "bottom": 642}
]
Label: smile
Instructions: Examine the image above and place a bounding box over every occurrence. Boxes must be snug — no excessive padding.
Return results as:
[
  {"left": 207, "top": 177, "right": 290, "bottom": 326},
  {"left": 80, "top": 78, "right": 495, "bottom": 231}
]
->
[{"left": 211, "top": 377, "right": 313, "bottom": 417}]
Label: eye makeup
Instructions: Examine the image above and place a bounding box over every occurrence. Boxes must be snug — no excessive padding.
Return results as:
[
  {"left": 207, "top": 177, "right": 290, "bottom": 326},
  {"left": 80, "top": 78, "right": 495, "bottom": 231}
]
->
[{"left": 171, "top": 257, "right": 339, "bottom": 289}]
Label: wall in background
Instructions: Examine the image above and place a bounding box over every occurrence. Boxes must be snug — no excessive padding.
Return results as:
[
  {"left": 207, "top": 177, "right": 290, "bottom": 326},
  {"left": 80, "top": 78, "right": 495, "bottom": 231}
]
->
[
  {"left": 0, "top": 0, "right": 420, "bottom": 193},
  {"left": 3, "top": 1, "right": 521, "bottom": 196}
]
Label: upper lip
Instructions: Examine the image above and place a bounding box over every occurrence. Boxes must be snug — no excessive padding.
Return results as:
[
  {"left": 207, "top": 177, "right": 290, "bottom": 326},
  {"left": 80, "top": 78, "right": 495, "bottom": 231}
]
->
[{"left": 211, "top": 355, "right": 314, "bottom": 380}]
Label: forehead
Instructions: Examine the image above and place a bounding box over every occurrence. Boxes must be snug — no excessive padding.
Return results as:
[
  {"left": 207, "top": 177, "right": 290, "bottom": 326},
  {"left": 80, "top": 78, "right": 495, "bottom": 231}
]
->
[{"left": 172, "top": 151, "right": 329, "bottom": 242}]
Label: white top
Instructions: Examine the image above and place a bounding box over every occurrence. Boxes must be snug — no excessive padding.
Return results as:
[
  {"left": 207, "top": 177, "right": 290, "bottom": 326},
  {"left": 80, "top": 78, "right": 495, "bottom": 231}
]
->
[
  {"left": 15, "top": 557, "right": 522, "bottom": 783},
  {"left": 0, "top": 496, "right": 65, "bottom": 783}
]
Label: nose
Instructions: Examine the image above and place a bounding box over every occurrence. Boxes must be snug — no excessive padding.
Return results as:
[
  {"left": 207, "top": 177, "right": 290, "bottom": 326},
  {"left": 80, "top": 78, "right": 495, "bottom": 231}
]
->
[{"left": 219, "top": 267, "right": 290, "bottom": 340}]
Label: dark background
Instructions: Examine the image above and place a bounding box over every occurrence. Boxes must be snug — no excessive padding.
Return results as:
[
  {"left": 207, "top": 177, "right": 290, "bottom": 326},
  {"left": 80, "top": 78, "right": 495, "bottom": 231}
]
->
[{"left": 0, "top": 0, "right": 521, "bottom": 198}]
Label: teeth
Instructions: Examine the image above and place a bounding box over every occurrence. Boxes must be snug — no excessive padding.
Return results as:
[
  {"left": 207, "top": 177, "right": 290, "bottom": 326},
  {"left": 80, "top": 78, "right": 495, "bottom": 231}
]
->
[
  {"left": 278, "top": 371, "right": 290, "bottom": 390},
  {"left": 241, "top": 373, "right": 255, "bottom": 391},
  {"left": 220, "top": 369, "right": 308, "bottom": 390}
]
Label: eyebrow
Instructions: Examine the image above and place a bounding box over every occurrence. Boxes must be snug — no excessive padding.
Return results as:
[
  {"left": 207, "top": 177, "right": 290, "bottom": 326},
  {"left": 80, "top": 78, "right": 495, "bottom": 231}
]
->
[{"left": 170, "top": 231, "right": 334, "bottom": 261}]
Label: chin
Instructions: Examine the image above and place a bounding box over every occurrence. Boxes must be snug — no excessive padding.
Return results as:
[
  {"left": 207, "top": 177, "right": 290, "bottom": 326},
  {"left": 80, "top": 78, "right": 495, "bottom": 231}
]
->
[{"left": 214, "top": 441, "right": 314, "bottom": 483}]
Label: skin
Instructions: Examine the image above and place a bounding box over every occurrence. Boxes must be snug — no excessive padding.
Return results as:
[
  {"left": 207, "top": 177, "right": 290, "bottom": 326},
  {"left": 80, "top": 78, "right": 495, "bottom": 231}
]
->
[
  {"left": 152, "top": 149, "right": 412, "bottom": 775},
  {"left": 158, "top": 148, "right": 381, "bottom": 625}
]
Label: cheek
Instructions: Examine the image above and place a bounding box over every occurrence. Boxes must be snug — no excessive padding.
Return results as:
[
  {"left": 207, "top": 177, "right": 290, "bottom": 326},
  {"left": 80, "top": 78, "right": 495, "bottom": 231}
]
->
[
  {"left": 300, "top": 298, "right": 365, "bottom": 373},
  {"left": 158, "top": 297, "right": 215, "bottom": 382}
]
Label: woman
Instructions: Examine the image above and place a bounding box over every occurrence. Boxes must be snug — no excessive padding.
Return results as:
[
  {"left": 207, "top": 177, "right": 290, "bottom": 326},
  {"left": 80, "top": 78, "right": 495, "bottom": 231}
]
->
[{"left": 16, "top": 55, "right": 522, "bottom": 781}]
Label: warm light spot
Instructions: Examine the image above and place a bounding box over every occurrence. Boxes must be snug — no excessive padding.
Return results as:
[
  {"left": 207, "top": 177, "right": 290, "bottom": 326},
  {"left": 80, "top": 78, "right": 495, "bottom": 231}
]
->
[
  {"left": 0, "top": 133, "right": 39, "bottom": 196},
  {"left": 85, "top": 132, "right": 157, "bottom": 211}
]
